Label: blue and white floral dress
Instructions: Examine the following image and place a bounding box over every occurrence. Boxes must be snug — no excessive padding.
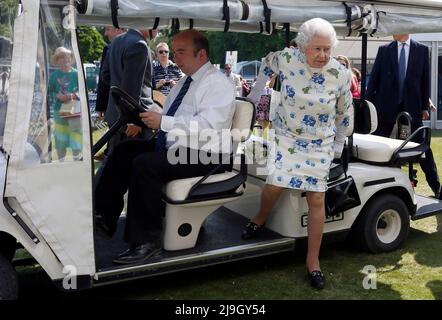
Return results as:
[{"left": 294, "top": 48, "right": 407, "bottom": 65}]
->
[{"left": 261, "top": 47, "right": 353, "bottom": 192}]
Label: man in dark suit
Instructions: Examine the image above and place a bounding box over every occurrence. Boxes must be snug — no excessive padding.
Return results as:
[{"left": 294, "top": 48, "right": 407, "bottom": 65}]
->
[
  {"left": 100, "top": 28, "right": 157, "bottom": 154},
  {"left": 95, "top": 27, "right": 125, "bottom": 118},
  {"left": 367, "top": 34, "right": 440, "bottom": 197},
  {"left": 93, "top": 27, "right": 125, "bottom": 160}
]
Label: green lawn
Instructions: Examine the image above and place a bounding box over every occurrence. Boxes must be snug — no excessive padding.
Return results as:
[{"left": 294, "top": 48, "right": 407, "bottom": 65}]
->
[{"left": 15, "top": 131, "right": 442, "bottom": 300}]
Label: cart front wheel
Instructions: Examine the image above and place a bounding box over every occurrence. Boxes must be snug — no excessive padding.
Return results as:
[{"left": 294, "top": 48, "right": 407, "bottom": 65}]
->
[
  {"left": 351, "top": 194, "right": 410, "bottom": 253},
  {"left": 0, "top": 254, "right": 19, "bottom": 300}
]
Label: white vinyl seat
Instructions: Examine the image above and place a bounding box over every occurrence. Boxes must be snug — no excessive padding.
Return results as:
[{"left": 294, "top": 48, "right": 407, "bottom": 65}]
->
[
  {"left": 165, "top": 171, "right": 243, "bottom": 202},
  {"left": 352, "top": 133, "right": 420, "bottom": 163},
  {"left": 350, "top": 100, "right": 430, "bottom": 166},
  {"left": 162, "top": 98, "right": 255, "bottom": 251}
]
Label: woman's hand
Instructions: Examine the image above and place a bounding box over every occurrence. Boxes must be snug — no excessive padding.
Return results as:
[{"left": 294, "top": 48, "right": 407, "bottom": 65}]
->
[
  {"left": 157, "top": 79, "right": 166, "bottom": 88},
  {"left": 57, "top": 92, "right": 72, "bottom": 102}
]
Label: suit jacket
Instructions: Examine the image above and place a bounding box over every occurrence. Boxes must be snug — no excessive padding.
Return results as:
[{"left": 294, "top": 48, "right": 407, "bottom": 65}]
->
[
  {"left": 366, "top": 39, "right": 430, "bottom": 126},
  {"left": 101, "top": 29, "right": 154, "bottom": 126},
  {"left": 95, "top": 45, "right": 109, "bottom": 113}
]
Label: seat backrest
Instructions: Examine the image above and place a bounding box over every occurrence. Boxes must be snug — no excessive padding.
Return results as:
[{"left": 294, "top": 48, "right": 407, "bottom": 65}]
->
[
  {"left": 353, "top": 99, "right": 378, "bottom": 134},
  {"left": 231, "top": 98, "right": 255, "bottom": 142}
]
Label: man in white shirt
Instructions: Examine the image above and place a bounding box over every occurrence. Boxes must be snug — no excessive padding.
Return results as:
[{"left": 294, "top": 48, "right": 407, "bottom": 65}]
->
[
  {"left": 224, "top": 63, "right": 242, "bottom": 97},
  {"left": 94, "top": 30, "right": 236, "bottom": 265}
]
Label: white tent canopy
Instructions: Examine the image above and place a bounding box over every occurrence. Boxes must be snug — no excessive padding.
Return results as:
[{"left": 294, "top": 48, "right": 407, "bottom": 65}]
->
[{"left": 74, "top": 0, "right": 442, "bottom": 36}]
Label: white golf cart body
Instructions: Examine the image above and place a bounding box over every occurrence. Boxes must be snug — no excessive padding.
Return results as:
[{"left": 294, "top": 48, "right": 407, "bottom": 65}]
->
[{"left": 1, "top": 0, "right": 442, "bottom": 298}]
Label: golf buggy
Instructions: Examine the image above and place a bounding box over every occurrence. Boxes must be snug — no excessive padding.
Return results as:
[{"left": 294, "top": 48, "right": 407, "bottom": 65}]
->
[{"left": 1, "top": 0, "right": 442, "bottom": 299}]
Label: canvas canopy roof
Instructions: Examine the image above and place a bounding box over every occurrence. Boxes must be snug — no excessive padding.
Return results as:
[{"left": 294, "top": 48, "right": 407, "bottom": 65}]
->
[{"left": 69, "top": 0, "right": 442, "bottom": 36}]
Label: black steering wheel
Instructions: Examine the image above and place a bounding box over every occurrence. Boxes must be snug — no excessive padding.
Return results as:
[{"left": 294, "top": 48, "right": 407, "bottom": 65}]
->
[{"left": 110, "top": 86, "right": 148, "bottom": 128}]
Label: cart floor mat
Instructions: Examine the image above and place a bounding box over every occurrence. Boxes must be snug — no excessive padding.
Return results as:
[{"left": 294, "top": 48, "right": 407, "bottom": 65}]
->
[{"left": 94, "top": 207, "right": 285, "bottom": 271}]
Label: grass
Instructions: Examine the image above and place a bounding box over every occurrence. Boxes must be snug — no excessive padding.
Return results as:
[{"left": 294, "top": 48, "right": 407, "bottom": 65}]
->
[{"left": 13, "top": 130, "right": 442, "bottom": 300}]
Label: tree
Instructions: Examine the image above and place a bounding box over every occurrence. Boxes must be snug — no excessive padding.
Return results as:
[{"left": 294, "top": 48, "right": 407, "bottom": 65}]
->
[
  {"left": 77, "top": 26, "right": 106, "bottom": 63},
  {"left": 205, "top": 30, "right": 296, "bottom": 64},
  {"left": 0, "top": 0, "right": 18, "bottom": 38},
  {"left": 145, "top": 29, "right": 295, "bottom": 65}
]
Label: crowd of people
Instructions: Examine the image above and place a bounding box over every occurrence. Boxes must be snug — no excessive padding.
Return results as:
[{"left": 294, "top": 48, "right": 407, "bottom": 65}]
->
[{"left": 45, "top": 19, "right": 438, "bottom": 291}]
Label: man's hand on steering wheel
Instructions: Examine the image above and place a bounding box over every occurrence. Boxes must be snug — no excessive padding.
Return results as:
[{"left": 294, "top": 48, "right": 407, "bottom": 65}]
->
[
  {"left": 140, "top": 111, "right": 162, "bottom": 129},
  {"left": 126, "top": 124, "right": 142, "bottom": 137}
]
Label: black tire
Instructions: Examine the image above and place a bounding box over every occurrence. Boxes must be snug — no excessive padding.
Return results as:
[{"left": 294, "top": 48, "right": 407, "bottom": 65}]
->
[
  {"left": 350, "top": 194, "right": 410, "bottom": 253},
  {"left": 0, "top": 254, "right": 19, "bottom": 300},
  {"left": 0, "top": 232, "right": 16, "bottom": 262}
]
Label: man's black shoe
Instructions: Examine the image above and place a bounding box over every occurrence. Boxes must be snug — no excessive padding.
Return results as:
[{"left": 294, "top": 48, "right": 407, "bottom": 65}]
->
[
  {"left": 95, "top": 215, "right": 113, "bottom": 240},
  {"left": 113, "top": 243, "right": 162, "bottom": 265},
  {"left": 429, "top": 185, "right": 441, "bottom": 200}
]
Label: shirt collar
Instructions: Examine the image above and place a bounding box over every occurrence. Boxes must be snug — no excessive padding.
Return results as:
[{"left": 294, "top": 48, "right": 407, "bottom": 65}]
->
[
  {"left": 397, "top": 38, "right": 411, "bottom": 47},
  {"left": 186, "top": 61, "right": 211, "bottom": 83}
]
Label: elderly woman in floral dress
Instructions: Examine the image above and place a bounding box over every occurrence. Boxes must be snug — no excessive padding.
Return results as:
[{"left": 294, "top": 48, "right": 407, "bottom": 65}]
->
[{"left": 243, "top": 18, "right": 353, "bottom": 289}]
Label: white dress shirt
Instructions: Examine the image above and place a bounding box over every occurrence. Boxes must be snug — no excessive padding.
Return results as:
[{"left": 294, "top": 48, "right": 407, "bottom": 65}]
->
[
  {"left": 160, "top": 61, "right": 236, "bottom": 152},
  {"left": 397, "top": 38, "right": 410, "bottom": 74}
]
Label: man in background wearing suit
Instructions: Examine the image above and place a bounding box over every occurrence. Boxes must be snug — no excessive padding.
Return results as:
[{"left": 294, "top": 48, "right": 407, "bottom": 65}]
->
[
  {"left": 95, "top": 27, "right": 125, "bottom": 118},
  {"left": 367, "top": 34, "right": 440, "bottom": 198},
  {"left": 94, "top": 27, "right": 125, "bottom": 161},
  {"left": 101, "top": 28, "right": 158, "bottom": 155}
]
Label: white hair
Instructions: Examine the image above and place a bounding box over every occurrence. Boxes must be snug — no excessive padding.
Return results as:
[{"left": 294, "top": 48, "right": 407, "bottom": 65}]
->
[{"left": 295, "top": 18, "right": 338, "bottom": 50}]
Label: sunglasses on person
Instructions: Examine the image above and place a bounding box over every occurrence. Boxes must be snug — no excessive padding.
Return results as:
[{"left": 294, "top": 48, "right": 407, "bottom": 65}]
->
[{"left": 158, "top": 50, "right": 169, "bottom": 54}]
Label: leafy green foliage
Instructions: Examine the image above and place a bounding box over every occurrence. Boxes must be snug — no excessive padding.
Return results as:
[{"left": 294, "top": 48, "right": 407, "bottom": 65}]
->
[
  {"left": 75, "top": 27, "right": 293, "bottom": 65},
  {"left": 77, "top": 26, "right": 106, "bottom": 63},
  {"left": 205, "top": 30, "right": 296, "bottom": 64},
  {"left": 0, "top": 0, "right": 18, "bottom": 38}
]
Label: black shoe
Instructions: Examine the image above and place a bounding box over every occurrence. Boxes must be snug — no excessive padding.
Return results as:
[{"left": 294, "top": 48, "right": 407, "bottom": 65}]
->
[
  {"left": 113, "top": 243, "right": 162, "bottom": 265},
  {"left": 241, "top": 221, "right": 263, "bottom": 240},
  {"left": 430, "top": 186, "right": 441, "bottom": 200},
  {"left": 95, "top": 214, "right": 114, "bottom": 240},
  {"left": 434, "top": 186, "right": 441, "bottom": 200},
  {"left": 307, "top": 270, "right": 326, "bottom": 290}
]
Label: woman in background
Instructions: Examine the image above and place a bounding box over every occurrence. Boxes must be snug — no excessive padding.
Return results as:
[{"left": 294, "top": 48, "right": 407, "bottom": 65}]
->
[
  {"left": 48, "top": 46, "right": 82, "bottom": 161},
  {"left": 152, "top": 42, "right": 183, "bottom": 96},
  {"left": 336, "top": 55, "right": 360, "bottom": 99}
]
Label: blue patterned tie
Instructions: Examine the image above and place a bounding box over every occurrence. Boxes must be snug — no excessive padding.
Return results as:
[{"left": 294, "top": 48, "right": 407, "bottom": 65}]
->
[
  {"left": 398, "top": 43, "right": 406, "bottom": 103},
  {"left": 155, "top": 76, "right": 193, "bottom": 151}
]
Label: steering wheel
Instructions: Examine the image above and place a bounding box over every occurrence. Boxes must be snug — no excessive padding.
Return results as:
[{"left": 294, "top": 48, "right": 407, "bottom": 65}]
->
[{"left": 110, "top": 86, "right": 148, "bottom": 128}]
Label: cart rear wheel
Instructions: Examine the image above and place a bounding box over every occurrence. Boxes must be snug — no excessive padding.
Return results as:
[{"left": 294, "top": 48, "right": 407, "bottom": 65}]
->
[
  {"left": 0, "top": 254, "right": 19, "bottom": 300},
  {"left": 350, "top": 194, "right": 410, "bottom": 253}
]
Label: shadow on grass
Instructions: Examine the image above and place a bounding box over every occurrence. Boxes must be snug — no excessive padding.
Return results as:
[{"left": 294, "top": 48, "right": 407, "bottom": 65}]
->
[
  {"left": 17, "top": 239, "right": 401, "bottom": 300},
  {"left": 426, "top": 281, "right": 442, "bottom": 300},
  {"left": 409, "top": 216, "right": 442, "bottom": 269}
]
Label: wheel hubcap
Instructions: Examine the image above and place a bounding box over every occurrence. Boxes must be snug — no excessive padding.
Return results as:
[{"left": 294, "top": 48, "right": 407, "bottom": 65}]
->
[{"left": 376, "top": 209, "right": 401, "bottom": 244}]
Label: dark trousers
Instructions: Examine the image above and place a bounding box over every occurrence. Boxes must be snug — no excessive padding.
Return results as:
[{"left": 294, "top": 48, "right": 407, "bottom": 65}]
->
[
  {"left": 375, "top": 118, "right": 440, "bottom": 194},
  {"left": 94, "top": 139, "right": 229, "bottom": 244},
  {"left": 410, "top": 124, "right": 440, "bottom": 194},
  {"left": 106, "top": 125, "right": 155, "bottom": 156}
]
